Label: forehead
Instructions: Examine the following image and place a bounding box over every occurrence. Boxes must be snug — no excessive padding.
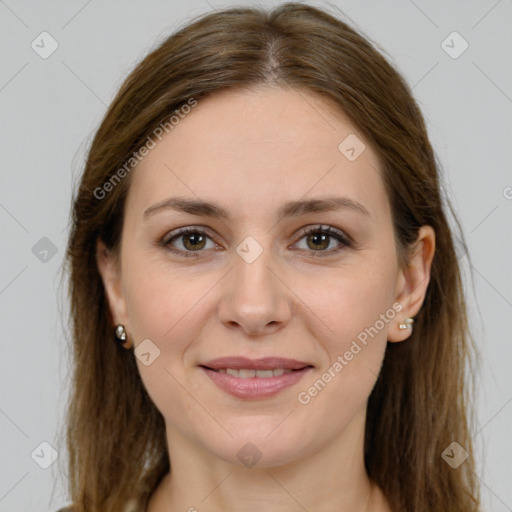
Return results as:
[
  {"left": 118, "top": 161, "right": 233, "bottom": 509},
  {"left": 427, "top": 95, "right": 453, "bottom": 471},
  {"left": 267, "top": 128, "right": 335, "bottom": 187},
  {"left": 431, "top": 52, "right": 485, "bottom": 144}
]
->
[{"left": 126, "top": 86, "right": 387, "bottom": 222}]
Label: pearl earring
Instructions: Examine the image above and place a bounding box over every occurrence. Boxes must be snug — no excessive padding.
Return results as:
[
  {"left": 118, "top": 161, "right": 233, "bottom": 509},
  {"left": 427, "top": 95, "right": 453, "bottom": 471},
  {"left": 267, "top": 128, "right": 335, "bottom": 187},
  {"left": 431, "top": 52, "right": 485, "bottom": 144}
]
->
[
  {"left": 398, "top": 317, "right": 414, "bottom": 330},
  {"left": 115, "top": 324, "right": 133, "bottom": 349}
]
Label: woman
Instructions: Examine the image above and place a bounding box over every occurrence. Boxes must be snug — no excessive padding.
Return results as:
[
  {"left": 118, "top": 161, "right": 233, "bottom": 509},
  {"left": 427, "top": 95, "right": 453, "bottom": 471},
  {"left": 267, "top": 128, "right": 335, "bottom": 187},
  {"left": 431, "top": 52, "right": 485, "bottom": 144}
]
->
[{"left": 58, "top": 3, "right": 481, "bottom": 511}]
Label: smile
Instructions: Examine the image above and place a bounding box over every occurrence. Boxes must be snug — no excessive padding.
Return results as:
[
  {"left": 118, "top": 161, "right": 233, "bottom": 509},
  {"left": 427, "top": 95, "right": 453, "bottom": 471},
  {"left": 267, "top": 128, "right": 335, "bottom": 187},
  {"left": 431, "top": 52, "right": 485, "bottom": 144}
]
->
[
  {"left": 211, "top": 368, "right": 294, "bottom": 377},
  {"left": 199, "top": 357, "right": 314, "bottom": 399}
]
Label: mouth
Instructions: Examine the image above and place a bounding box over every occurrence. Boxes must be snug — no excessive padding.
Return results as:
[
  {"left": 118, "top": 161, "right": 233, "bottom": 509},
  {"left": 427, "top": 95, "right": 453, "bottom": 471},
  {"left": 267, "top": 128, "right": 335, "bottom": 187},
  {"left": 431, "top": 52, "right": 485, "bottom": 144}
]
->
[{"left": 199, "top": 357, "right": 314, "bottom": 399}]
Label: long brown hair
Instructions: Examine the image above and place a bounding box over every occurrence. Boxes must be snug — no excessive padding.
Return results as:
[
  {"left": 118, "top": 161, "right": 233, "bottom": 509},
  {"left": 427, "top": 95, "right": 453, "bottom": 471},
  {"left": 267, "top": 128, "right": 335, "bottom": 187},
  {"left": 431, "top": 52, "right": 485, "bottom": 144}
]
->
[{"left": 59, "top": 3, "right": 481, "bottom": 511}]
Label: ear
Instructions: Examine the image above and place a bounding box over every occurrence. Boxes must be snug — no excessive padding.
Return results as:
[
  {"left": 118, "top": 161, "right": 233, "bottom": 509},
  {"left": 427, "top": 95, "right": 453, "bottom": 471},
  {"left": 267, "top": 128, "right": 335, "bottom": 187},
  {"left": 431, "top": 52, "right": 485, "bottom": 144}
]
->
[
  {"left": 388, "top": 225, "right": 436, "bottom": 342},
  {"left": 96, "top": 237, "right": 129, "bottom": 329}
]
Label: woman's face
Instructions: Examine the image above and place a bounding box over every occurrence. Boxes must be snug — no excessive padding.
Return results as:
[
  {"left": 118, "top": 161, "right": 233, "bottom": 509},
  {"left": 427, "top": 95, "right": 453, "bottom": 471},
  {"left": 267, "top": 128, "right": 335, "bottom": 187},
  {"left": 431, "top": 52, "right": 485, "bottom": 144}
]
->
[{"left": 98, "top": 86, "right": 432, "bottom": 468}]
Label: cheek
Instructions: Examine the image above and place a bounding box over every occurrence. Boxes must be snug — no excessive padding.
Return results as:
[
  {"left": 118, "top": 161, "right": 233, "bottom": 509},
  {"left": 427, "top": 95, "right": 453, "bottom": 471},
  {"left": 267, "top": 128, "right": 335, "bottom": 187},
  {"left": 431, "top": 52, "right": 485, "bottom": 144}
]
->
[
  {"left": 293, "top": 252, "right": 397, "bottom": 402},
  {"left": 302, "top": 260, "right": 397, "bottom": 351},
  {"left": 122, "top": 255, "right": 214, "bottom": 352},
  {"left": 293, "top": 270, "right": 395, "bottom": 433},
  {"left": 121, "top": 258, "right": 215, "bottom": 425}
]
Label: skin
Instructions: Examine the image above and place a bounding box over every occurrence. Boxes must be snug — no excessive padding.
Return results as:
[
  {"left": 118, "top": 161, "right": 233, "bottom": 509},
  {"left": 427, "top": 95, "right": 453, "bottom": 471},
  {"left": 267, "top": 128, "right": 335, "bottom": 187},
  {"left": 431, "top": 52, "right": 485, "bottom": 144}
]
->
[{"left": 97, "top": 86, "right": 435, "bottom": 512}]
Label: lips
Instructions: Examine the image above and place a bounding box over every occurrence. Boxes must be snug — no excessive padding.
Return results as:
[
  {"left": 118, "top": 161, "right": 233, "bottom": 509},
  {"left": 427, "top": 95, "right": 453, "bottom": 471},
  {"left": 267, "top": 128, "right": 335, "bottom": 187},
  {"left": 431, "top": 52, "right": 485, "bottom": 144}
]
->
[{"left": 199, "top": 357, "right": 314, "bottom": 399}]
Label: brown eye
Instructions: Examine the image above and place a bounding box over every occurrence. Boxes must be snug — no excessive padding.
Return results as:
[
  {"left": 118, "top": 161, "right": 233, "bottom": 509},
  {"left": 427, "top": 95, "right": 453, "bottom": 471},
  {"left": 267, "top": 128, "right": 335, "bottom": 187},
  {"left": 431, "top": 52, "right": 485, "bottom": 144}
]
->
[
  {"left": 294, "top": 225, "right": 351, "bottom": 256},
  {"left": 163, "top": 227, "right": 216, "bottom": 257},
  {"left": 306, "top": 232, "right": 330, "bottom": 251},
  {"left": 181, "top": 232, "right": 207, "bottom": 251}
]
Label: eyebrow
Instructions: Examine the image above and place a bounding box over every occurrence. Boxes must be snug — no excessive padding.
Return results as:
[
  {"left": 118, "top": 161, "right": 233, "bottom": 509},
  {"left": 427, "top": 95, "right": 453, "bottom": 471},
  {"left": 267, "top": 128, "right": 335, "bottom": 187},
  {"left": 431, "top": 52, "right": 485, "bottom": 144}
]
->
[{"left": 143, "top": 196, "right": 371, "bottom": 221}]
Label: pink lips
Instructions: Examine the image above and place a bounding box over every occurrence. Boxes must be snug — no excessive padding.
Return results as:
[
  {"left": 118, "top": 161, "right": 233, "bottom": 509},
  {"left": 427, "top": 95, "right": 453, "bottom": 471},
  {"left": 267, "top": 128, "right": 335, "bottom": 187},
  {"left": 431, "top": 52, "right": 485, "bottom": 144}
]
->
[{"left": 199, "top": 356, "right": 314, "bottom": 399}]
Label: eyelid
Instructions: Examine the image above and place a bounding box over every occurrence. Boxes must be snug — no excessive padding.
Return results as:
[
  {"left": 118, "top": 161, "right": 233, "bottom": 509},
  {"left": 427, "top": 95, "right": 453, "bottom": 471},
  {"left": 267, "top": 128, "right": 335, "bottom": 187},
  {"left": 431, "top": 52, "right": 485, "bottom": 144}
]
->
[{"left": 161, "top": 226, "right": 216, "bottom": 245}]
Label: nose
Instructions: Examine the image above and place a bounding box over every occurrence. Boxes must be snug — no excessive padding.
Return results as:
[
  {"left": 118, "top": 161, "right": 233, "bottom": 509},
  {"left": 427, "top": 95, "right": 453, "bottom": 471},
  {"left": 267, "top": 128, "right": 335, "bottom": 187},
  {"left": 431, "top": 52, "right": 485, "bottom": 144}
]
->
[{"left": 217, "top": 241, "right": 292, "bottom": 337}]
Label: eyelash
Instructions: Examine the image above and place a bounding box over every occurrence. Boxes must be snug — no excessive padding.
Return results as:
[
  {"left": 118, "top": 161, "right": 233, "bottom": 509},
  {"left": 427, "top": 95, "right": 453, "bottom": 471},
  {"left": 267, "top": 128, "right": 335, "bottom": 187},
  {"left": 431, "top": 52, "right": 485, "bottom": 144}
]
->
[{"left": 160, "top": 225, "right": 352, "bottom": 259}]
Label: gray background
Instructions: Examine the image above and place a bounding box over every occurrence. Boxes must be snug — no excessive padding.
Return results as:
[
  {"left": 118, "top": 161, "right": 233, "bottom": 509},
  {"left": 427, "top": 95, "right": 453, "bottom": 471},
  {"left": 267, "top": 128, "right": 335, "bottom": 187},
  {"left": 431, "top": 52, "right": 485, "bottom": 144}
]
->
[{"left": 0, "top": 1, "right": 510, "bottom": 510}]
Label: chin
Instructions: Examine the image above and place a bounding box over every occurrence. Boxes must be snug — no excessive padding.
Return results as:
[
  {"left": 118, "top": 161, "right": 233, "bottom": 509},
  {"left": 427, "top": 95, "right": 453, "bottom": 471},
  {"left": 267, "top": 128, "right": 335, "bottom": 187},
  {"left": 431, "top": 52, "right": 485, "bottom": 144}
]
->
[{"left": 197, "top": 422, "right": 310, "bottom": 469}]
